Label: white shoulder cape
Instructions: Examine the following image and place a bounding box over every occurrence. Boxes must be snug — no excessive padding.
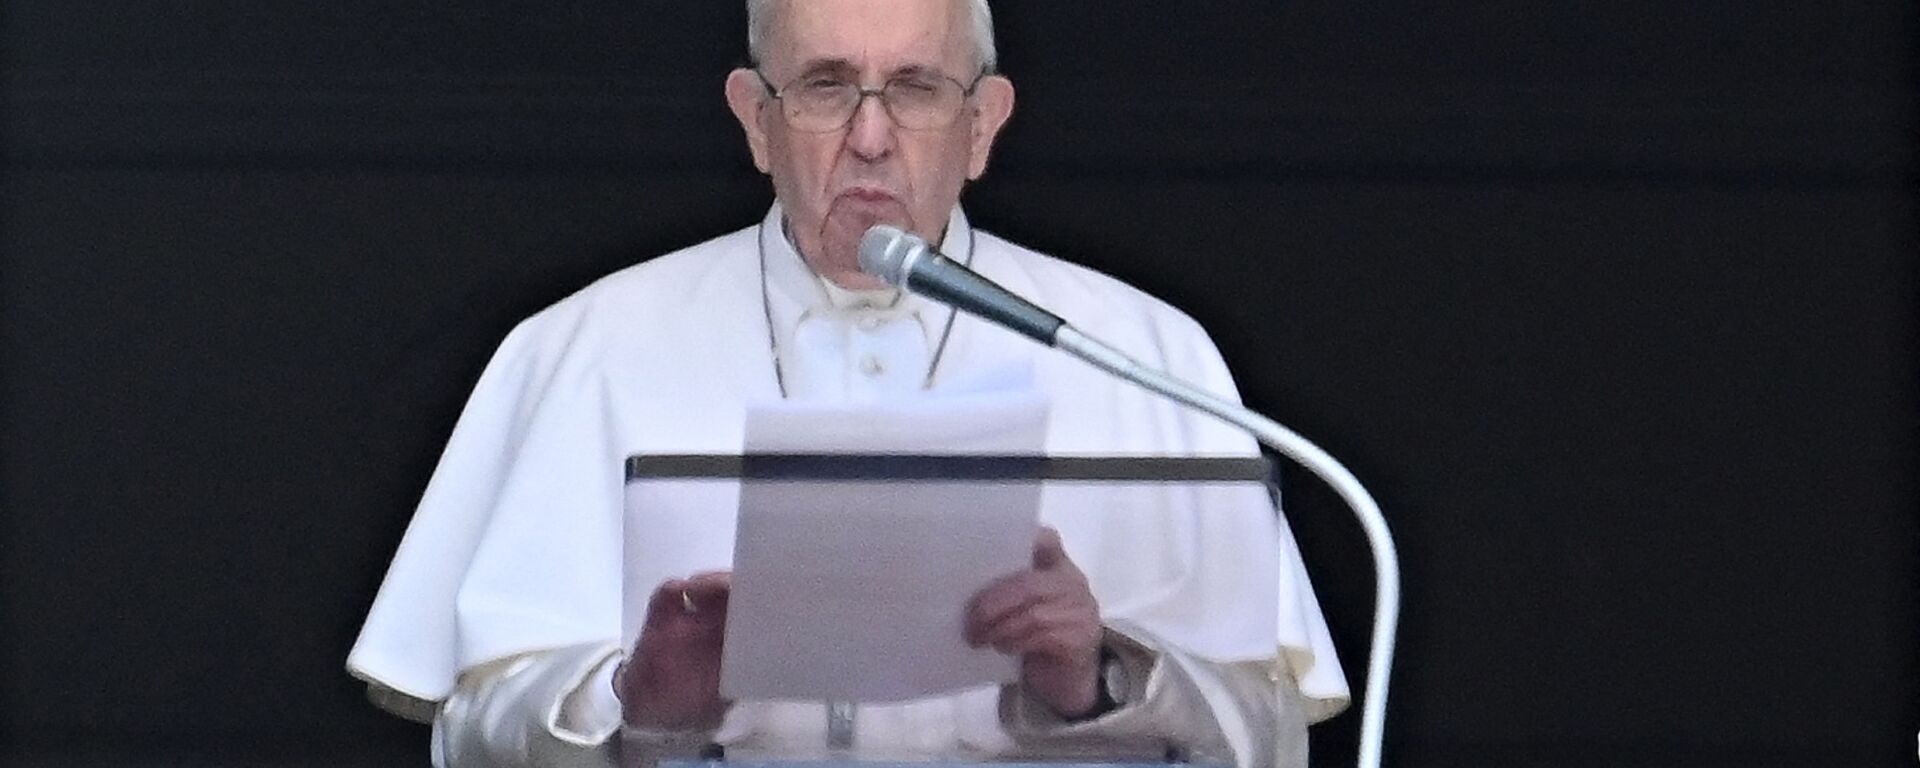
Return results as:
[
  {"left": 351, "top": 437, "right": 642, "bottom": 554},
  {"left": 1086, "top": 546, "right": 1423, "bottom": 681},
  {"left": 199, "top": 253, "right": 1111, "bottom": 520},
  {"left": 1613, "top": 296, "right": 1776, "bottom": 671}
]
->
[{"left": 347, "top": 210, "right": 1350, "bottom": 716}]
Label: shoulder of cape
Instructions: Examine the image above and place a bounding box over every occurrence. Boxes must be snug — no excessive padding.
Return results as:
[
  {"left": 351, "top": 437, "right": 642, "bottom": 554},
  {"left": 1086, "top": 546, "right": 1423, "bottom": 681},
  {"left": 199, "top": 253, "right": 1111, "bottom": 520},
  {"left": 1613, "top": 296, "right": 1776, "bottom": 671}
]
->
[
  {"left": 502, "top": 225, "right": 762, "bottom": 345},
  {"left": 556, "top": 225, "right": 760, "bottom": 317}
]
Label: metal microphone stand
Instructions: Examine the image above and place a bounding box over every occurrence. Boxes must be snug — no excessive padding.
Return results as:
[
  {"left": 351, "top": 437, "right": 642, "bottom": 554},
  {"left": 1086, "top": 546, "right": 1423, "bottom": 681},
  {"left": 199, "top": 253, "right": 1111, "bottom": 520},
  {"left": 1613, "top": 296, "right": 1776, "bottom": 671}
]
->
[{"left": 1055, "top": 327, "right": 1401, "bottom": 768}]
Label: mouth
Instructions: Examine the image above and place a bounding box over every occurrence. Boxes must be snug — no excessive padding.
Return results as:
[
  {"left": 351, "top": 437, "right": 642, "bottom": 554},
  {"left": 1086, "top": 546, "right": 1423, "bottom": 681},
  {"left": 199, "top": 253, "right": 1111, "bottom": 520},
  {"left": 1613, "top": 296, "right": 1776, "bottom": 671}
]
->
[{"left": 836, "top": 186, "right": 901, "bottom": 205}]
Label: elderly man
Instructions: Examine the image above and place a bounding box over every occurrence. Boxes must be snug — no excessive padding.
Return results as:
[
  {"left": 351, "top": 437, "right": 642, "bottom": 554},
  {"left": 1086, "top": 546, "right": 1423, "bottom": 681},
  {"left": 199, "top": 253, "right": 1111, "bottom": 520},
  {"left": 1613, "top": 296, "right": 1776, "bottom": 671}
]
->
[{"left": 347, "top": 1, "right": 1348, "bottom": 767}]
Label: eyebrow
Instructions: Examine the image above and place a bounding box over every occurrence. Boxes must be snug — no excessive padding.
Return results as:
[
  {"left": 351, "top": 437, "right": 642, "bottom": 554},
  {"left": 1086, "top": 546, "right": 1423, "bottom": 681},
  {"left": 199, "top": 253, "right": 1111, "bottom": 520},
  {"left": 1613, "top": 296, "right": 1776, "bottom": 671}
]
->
[
  {"left": 793, "top": 58, "right": 859, "bottom": 78},
  {"left": 790, "top": 58, "right": 946, "bottom": 81}
]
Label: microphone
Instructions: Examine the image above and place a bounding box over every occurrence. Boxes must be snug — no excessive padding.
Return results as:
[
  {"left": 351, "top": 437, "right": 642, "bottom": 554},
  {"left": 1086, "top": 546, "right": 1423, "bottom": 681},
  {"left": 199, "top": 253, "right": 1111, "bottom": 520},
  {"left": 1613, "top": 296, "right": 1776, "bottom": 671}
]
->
[
  {"left": 858, "top": 225, "right": 1066, "bottom": 345},
  {"left": 858, "top": 222, "right": 1403, "bottom": 768}
]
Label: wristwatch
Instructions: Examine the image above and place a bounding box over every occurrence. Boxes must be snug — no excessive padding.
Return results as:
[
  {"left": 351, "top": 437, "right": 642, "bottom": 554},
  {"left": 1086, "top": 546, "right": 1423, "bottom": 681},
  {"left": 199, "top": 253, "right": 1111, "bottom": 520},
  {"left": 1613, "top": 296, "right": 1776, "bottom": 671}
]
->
[{"left": 1073, "top": 643, "right": 1128, "bottom": 721}]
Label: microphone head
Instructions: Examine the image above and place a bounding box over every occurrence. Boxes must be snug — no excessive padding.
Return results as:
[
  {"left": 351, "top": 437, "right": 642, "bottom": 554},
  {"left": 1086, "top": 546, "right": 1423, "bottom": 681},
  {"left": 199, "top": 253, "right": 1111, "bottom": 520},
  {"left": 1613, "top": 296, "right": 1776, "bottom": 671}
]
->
[{"left": 858, "top": 224, "right": 923, "bottom": 289}]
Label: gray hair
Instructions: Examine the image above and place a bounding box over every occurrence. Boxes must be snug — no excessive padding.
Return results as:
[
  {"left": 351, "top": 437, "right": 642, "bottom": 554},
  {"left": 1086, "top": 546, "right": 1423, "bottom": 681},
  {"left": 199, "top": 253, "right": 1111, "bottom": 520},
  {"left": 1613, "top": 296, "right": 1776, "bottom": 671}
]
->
[{"left": 746, "top": 0, "right": 998, "bottom": 74}]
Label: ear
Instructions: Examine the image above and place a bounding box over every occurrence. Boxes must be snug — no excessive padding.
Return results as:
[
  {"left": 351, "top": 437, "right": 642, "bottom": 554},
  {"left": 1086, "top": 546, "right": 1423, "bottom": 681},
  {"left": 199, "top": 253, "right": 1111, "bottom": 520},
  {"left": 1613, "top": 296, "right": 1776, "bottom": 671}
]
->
[
  {"left": 725, "top": 69, "right": 774, "bottom": 174},
  {"left": 965, "top": 75, "right": 1016, "bottom": 180}
]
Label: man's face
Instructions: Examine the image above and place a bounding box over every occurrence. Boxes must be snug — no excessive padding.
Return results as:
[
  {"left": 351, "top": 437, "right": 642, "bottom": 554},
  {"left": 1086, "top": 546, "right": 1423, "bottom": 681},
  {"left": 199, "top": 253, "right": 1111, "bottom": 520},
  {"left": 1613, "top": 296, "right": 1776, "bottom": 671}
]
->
[{"left": 726, "top": 0, "right": 1015, "bottom": 289}]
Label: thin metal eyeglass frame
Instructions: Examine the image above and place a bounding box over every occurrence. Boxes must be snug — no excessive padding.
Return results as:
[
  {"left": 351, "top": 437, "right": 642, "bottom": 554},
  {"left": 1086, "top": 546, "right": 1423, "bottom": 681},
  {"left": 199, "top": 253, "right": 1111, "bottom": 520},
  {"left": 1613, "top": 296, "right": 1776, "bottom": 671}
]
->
[{"left": 752, "top": 69, "right": 990, "bottom": 132}]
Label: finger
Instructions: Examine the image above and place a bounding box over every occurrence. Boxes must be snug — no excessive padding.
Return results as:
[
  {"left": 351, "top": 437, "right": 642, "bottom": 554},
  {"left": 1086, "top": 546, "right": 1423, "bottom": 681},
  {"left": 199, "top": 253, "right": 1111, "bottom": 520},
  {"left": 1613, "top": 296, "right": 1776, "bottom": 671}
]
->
[
  {"left": 643, "top": 579, "right": 691, "bottom": 628},
  {"left": 965, "top": 574, "right": 1045, "bottom": 645},
  {"left": 983, "top": 602, "right": 1099, "bottom": 657},
  {"left": 980, "top": 607, "right": 1046, "bottom": 654},
  {"left": 990, "top": 595, "right": 1098, "bottom": 652},
  {"left": 686, "top": 570, "right": 733, "bottom": 587},
  {"left": 1034, "top": 528, "right": 1092, "bottom": 584},
  {"left": 968, "top": 571, "right": 1035, "bottom": 619},
  {"left": 974, "top": 569, "right": 1093, "bottom": 628},
  {"left": 1032, "top": 526, "right": 1065, "bottom": 570},
  {"left": 682, "top": 574, "right": 733, "bottom": 604}
]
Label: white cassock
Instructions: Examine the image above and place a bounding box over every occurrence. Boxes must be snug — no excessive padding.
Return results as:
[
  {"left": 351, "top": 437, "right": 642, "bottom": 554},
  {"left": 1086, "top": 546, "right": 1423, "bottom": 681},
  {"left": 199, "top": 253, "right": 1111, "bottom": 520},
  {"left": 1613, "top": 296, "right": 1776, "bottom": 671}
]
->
[{"left": 347, "top": 205, "right": 1350, "bottom": 768}]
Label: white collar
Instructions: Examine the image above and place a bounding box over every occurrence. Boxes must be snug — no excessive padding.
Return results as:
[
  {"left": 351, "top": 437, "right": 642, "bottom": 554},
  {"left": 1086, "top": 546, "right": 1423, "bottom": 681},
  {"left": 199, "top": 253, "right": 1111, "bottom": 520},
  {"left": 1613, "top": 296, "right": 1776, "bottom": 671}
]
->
[{"left": 758, "top": 202, "right": 975, "bottom": 352}]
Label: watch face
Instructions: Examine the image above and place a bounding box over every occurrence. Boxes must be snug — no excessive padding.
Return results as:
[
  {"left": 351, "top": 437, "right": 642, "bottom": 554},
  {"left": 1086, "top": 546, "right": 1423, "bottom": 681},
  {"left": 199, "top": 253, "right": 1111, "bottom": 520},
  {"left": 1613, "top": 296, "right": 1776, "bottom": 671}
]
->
[{"left": 1102, "top": 657, "right": 1129, "bottom": 705}]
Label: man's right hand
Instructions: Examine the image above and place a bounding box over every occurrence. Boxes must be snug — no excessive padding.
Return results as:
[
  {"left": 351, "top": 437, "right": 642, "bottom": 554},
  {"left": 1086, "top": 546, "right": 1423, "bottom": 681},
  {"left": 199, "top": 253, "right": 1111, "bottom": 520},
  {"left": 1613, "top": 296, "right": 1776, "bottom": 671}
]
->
[{"left": 614, "top": 571, "right": 732, "bottom": 730}]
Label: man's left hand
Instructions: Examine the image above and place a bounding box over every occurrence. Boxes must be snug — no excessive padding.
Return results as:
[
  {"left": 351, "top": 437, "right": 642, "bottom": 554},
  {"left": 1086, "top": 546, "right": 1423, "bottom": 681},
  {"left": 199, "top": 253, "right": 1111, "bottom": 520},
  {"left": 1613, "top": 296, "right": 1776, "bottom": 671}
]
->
[{"left": 965, "top": 526, "right": 1105, "bottom": 719}]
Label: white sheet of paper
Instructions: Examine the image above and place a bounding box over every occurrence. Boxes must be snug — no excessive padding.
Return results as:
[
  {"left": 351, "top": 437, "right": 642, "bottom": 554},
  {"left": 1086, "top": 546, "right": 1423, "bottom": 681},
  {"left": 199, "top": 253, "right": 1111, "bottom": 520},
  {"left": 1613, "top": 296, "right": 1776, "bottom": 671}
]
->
[{"left": 717, "top": 389, "right": 1049, "bottom": 702}]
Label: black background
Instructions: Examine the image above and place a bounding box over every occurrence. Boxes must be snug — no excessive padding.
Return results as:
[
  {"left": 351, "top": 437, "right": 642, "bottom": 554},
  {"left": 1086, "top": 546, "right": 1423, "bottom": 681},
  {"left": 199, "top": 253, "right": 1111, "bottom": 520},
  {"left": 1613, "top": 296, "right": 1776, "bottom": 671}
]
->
[{"left": 3, "top": 3, "right": 1914, "bottom": 767}]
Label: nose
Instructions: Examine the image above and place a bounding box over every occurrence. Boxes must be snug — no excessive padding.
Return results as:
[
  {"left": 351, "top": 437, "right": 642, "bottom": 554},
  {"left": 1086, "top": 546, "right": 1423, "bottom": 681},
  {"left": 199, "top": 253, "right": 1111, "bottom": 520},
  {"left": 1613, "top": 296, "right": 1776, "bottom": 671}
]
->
[{"left": 844, "top": 91, "right": 897, "bottom": 162}]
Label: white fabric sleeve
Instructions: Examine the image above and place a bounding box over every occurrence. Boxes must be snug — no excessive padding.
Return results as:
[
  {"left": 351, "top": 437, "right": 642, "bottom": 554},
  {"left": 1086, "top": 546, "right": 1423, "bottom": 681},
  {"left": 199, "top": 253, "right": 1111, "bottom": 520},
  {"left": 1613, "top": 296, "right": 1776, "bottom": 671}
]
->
[
  {"left": 435, "top": 643, "right": 718, "bottom": 768},
  {"left": 433, "top": 643, "right": 621, "bottom": 768},
  {"left": 999, "top": 628, "right": 1311, "bottom": 768},
  {"left": 434, "top": 642, "right": 722, "bottom": 768}
]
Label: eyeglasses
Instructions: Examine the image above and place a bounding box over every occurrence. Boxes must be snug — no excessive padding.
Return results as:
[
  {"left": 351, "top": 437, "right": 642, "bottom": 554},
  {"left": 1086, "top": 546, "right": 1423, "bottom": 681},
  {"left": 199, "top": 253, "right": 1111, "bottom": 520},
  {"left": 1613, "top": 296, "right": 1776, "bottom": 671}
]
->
[{"left": 755, "top": 69, "right": 988, "bottom": 133}]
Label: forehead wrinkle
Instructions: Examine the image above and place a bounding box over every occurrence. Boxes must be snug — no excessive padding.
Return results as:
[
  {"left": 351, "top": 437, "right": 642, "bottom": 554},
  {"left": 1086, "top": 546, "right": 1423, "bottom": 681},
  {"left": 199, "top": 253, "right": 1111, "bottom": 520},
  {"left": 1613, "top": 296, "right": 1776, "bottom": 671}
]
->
[{"left": 771, "top": 0, "right": 972, "bottom": 78}]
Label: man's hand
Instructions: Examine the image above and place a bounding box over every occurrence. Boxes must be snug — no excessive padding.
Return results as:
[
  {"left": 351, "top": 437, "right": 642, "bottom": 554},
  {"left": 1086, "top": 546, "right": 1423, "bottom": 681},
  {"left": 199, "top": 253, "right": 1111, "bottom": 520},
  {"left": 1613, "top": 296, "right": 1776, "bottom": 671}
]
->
[
  {"left": 965, "top": 527, "right": 1105, "bottom": 719},
  {"left": 615, "top": 571, "right": 732, "bottom": 729}
]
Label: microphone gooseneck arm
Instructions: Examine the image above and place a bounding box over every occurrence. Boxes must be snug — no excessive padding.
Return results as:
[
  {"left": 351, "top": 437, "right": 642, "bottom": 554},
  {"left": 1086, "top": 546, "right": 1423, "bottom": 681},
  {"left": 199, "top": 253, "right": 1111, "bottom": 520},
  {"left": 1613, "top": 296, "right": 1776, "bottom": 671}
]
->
[
  {"left": 1054, "top": 327, "right": 1398, "bottom": 768},
  {"left": 860, "top": 224, "right": 1399, "bottom": 768}
]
